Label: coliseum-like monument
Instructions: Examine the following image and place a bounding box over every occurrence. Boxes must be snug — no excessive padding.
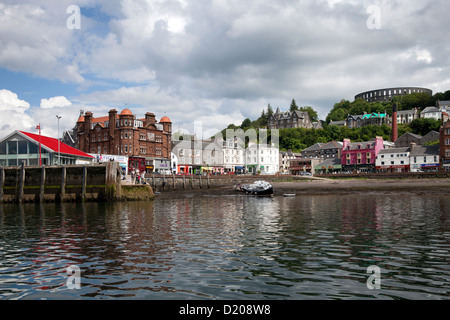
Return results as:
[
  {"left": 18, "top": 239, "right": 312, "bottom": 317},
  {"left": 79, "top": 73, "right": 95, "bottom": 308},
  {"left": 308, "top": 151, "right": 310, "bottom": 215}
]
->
[{"left": 355, "top": 87, "right": 432, "bottom": 102}]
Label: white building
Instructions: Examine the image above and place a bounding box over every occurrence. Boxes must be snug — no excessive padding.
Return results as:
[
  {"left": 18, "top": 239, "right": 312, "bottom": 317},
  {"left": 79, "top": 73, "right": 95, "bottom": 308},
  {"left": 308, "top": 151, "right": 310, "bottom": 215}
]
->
[
  {"left": 409, "top": 144, "right": 440, "bottom": 173},
  {"left": 421, "top": 106, "right": 442, "bottom": 120},
  {"left": 246, "top": 143, "right": 279, "bottom": 175},
  {"left": 221, "top": 137, "right": 245, "bottom": 173},
  {"left": 375, "top": 148, "right": 410, "bottom": 173}
]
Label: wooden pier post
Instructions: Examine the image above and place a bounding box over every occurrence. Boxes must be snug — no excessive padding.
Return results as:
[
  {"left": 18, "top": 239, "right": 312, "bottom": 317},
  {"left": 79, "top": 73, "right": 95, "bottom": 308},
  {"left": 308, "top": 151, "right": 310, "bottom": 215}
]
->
[
  {"left": 172, "top": 174, "right": 175, "bottom": 190},
  {"left": 17, "top": 164, "right": 25, "bottom": 203},
  {"left": 39, "top": 166, "right": 46, "bottom": 203},
  {"left": 0, "top": 167, "right": 4, "bottom": 203},
  {"left": 207, "top": 173, "right": 210, "bottom": 188},
  {"left": 199, "top": 174, "right": 202, "bottom": 188},
  {"left": 81, "top": 165, "right": 87, "bottom": 201},
  {"left": 61, "top": 166, "right": 66, "bottom": 200}
]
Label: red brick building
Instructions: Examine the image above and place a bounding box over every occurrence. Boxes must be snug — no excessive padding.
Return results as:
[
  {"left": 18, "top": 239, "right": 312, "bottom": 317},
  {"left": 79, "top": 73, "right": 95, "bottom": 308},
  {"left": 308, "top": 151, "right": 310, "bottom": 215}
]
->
[
  {"left": 439, "top": 111, "right": 450, "bottom": 172},
  {"left": 76, "top": 108, "right": 172, "bottom": 173}
]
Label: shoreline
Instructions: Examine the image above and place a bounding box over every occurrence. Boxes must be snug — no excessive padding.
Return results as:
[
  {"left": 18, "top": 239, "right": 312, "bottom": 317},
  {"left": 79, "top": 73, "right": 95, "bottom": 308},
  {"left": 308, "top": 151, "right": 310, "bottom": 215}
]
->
[{"left": 155, "top": 178, "right": 450, "bottom": 199}]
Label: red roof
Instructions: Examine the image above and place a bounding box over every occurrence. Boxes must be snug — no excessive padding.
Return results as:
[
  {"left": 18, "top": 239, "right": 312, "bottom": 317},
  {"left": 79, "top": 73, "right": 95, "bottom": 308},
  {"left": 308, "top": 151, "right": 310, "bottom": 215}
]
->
[
  {"left": 19, "top": 131, "right": 93, "bottom": 158},
  {"left": 160, "top": 116, "right": 171, "bottom": 123}
]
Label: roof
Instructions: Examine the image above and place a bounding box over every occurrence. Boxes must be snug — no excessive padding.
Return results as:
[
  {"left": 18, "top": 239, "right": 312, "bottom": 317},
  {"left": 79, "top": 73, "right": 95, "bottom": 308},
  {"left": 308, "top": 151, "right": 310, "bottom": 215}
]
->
[
  {"left": 422, "top": 106, "right": 440, "bottom": 113},
  {"left": 362, "top": 113, "right": 387, "bottom": 119},
  {"left": 378, "top": 147, "right": 410, "bottom": 154},
  {"left": 19, "top": 131, "right": 93, "bottom": 158},
  {"left": 160, "top": 116, "right": 171, "bottom": 123},
  {"left": 315, "top": 158, "right": 342, "bottom": 168},
  {"left": 302, "top": 143, "right": 324, "bottom": 152},
  {"left": 120, "top": 108, "right": 133, "bottom": 116},
  {"left": 410, "top": 145, "right": 439, "bottom": 157},
  {"left": 399, "top": 132, "right": 423, "bottom": 140}
]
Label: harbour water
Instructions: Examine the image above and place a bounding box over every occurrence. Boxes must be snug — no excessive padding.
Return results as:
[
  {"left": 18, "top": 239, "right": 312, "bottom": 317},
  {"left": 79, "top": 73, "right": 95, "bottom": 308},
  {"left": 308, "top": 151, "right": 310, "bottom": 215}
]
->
[{"left": 0, "top": 192, "right": 449, "bottom": 300}]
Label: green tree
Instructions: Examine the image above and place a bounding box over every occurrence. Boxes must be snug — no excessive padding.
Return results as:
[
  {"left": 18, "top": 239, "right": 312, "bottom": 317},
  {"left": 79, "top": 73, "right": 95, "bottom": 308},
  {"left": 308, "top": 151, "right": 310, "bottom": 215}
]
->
[
  {"left": 299, "top": 106, "right": 319, "bottom": 122},
  {"left": 290, "top": 99, "right": 299, "bottom": 112},
  {"left": 240, "top": 118, "right": 252, "bottom": 129},
  {"left": 409, "top": 118, "right": 441, "bottom": 136}
]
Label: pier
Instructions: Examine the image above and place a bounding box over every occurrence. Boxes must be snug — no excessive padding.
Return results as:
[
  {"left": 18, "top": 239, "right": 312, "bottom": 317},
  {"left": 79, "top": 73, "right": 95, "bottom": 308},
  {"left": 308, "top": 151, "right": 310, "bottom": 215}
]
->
[{"left": 0, "top": 162, "right": 148, "bottom": 203}]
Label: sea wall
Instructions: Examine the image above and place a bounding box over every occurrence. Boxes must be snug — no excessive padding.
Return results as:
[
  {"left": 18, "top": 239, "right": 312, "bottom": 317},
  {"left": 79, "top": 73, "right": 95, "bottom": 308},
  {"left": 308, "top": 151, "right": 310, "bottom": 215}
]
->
[
  {"left": 0, "top": 163, "right": 123, "bottom": 203},
  {"left": 144, "top": 174, "right": 306, "bottom": 192}
]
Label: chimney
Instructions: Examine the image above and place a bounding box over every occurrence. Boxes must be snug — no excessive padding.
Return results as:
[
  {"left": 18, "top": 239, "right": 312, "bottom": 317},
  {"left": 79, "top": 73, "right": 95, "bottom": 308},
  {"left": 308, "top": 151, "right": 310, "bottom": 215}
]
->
[
  {"left": 392, "top": 103, "right": 398, "bottom": 142},
  {"left": 145, "top": 112, "right": 156, "bottom": 126},
  {"left": 108, "top": 109, "right": 117, "bottom": 148},
  {"left": 410, "top": 142, "right": 416, "bottom": 153}
]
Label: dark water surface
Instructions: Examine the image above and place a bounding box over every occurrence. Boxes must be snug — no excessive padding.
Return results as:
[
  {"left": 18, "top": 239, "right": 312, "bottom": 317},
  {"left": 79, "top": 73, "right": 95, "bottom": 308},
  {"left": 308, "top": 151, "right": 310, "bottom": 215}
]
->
[{"left": 0, "top": 193, "right": 449, "bottom": 300}]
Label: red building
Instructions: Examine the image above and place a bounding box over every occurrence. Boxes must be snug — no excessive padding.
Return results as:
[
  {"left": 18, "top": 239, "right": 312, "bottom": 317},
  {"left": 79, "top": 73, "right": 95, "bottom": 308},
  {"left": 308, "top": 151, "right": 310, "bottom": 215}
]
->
[{"left": 76, "top": 108, "right": 172, "bottom": 173}]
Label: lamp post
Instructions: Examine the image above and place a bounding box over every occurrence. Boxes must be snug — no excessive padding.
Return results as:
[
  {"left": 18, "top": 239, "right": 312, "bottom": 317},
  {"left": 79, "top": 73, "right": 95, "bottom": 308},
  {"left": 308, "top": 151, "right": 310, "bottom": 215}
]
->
[{"left": 56, "top": 115, "right": 62, "bottom": 165}]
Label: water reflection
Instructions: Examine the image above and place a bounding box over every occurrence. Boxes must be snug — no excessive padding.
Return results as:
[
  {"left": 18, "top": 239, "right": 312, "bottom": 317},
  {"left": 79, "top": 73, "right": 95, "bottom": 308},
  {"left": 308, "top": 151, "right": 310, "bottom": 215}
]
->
[{"left": 0, "top": 193, "right": 449, "bottom": 300}]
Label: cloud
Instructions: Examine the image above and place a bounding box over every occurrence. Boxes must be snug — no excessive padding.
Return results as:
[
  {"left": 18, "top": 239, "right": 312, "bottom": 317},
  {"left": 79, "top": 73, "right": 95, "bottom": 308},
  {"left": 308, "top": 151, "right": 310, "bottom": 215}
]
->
[
  {"left": 40, "top": 96, "right": 72, "bottom": 109},
  {"left": 0, "top": 89, "right": 30, "bottom": 112},
  {"left": 1, "top": 0, "right": 450, "bottom": 136},
  {"left": 0, "top": 89, "right": 35, "bottom": 138}
]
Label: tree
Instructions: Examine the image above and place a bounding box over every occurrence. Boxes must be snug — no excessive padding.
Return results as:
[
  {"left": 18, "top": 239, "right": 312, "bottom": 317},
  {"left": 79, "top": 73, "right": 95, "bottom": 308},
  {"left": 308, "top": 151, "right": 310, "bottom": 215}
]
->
[
  {"left": 299, "top": 106, "right": 319, "bottom": 122},
  {"left": 409, "top": 118, "right": 441, "bottom": 136},
  {"left": 290, "top": 99, "right": 299, "bottom": 112},
  {"left": 240, "top": 118, "right": 252, "bottom": 129}
]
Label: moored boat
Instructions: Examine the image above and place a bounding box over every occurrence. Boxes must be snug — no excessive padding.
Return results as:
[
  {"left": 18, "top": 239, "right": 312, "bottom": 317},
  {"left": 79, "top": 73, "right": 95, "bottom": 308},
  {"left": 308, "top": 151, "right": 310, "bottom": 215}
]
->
[{"left": 239, "top": 180, "right": 273, "bottom": 196}]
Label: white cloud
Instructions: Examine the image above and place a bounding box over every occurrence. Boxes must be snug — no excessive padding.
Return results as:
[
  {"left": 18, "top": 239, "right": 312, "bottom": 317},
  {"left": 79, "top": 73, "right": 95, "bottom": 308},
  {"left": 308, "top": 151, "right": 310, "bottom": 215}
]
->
[
  {"left": 0, "top": 89, "right": 35, "bottom": 138},
  {"left": 40, "top": 96, "right": 72, "bottom": 109},
  {"left": 1, "top": 0, "right": 450, "bottom": 136},
  {"left": 0, "top": 89, "right": 30, "bottom": 113}
]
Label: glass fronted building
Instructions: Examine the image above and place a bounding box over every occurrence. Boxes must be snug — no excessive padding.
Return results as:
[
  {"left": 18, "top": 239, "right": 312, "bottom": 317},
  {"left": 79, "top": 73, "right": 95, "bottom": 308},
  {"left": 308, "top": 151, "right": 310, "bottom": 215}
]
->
[{"left": 0, "top": 131, "right": 93, "bottom": 166}]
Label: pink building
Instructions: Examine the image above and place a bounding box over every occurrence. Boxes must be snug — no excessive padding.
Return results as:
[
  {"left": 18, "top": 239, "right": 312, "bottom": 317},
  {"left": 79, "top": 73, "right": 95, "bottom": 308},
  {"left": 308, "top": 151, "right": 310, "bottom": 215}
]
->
[{"left": 341, "top": 136, "right": 384, "bottom": 173}]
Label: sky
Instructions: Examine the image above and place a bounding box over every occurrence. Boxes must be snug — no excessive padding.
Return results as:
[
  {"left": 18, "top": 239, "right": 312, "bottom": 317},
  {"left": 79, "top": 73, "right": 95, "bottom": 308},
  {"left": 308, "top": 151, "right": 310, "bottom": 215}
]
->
[{"left": 1, "top": 0, "right": 449, "bottom": 140}]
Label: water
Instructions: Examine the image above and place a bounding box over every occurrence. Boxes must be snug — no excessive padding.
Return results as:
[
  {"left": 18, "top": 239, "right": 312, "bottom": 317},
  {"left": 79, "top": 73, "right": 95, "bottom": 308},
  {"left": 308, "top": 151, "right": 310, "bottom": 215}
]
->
[{"left": 0, "top": 192, "right": 449, "bottom": 300}]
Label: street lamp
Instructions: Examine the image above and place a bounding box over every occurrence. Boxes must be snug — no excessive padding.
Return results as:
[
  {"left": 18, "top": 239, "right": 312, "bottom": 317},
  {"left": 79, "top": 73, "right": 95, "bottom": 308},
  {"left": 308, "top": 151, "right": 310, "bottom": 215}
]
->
[{"left": 56, "top": 115, "right": 62, "bottom": 165}]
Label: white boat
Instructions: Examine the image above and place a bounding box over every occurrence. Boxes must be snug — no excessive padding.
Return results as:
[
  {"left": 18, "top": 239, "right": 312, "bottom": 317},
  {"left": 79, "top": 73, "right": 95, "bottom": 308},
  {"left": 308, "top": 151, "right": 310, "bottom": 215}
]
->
[{"left": 238, "top": 180, "right": 273, "bottom": 196}]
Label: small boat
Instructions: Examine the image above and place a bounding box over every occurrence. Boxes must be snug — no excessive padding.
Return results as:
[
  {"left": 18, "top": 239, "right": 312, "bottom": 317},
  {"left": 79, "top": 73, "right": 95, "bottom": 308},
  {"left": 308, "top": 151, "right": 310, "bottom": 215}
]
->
[{"left": 239, "top": 180, "right": 273, "bottom": 196}]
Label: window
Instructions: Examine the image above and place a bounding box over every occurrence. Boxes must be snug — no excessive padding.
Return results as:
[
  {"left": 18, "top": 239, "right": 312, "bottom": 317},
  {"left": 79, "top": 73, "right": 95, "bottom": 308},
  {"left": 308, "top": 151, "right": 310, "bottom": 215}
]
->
[
  {"left": 7, "top": 141, "right": 17, "bottom": 154},
  {"left": 18, "top": 141, "right": 27, "bottom": 154},
  {"left": 0, "top": 142, "right": 6, "bottom": 155},
  {"left": 423, "top": 157, "right": 427, "bottom": 163}
]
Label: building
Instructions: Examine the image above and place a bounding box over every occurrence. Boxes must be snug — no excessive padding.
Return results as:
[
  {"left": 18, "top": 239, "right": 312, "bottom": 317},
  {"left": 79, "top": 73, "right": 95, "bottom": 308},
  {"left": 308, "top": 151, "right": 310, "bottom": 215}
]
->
[
  {"left": 439, "top": 112, "right": 450, "bottom": 172},
  {"left": 421, "top": 106, "right": 442, "bottom": 120},
  {"left": 279, "top": 151, "right": 300, "bottom": 173},
  {"left": 288, "top": 158, "right": 321, "bottom": 175},
  {"left": 300, "top": 141, "right": 342, "bottom": 160},
  {"left": 0, "top": 130, "right": 93, "bottom": 166},
  {"left": 355, "top": 87, "right": 432, "bottom": 103},
  {"left": 397, "top": 109, "right": 419, "bottom": 124},
  {"left": 268, "top": 108, "right": 313, "bottom": 130},
  {"left": 341, "top": 137, "right": 384, "bottom": 173},
  {"left": 346, "top": 113, "right": 389, "bottom": 129},
  {"left": 375, "top": 147, "right": 411, "bottom": 173},
  {"left": 76, "top": 108, "right": 172, "bottom": 173},
  {"left": 221, "top": 137, "right": 245, "bottom": 174},
  {"left": 246, "top": 143, "right": 279, "bottom": 175},
  {"left": 315, "top": 158, "right": 342, "bottom": 175},
  {"left": 395, "top": 132, "right": 424, "bottom": 148},
  {"left": 410, "top": 144, "right": 440, "bottom": 172}
]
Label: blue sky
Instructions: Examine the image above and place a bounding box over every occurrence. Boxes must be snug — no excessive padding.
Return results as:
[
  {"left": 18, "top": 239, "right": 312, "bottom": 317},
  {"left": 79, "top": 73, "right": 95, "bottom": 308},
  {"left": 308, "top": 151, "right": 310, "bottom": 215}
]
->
[{"left": 1, "top": 0, "right": 450, "bottom": 139}]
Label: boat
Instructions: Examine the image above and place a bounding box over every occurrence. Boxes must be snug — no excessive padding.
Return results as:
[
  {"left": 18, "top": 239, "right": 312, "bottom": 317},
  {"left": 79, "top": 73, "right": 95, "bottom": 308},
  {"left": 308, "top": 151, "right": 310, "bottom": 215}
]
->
[{"left": 238, "top": 180, "right": 273, "bottom": 196}]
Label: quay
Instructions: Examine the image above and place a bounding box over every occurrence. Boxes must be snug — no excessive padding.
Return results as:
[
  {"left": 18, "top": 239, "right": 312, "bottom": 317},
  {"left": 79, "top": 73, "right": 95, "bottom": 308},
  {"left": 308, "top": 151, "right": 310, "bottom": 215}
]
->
[{"left": 0, "top": 162, "right": 153, "bottom": 203}]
